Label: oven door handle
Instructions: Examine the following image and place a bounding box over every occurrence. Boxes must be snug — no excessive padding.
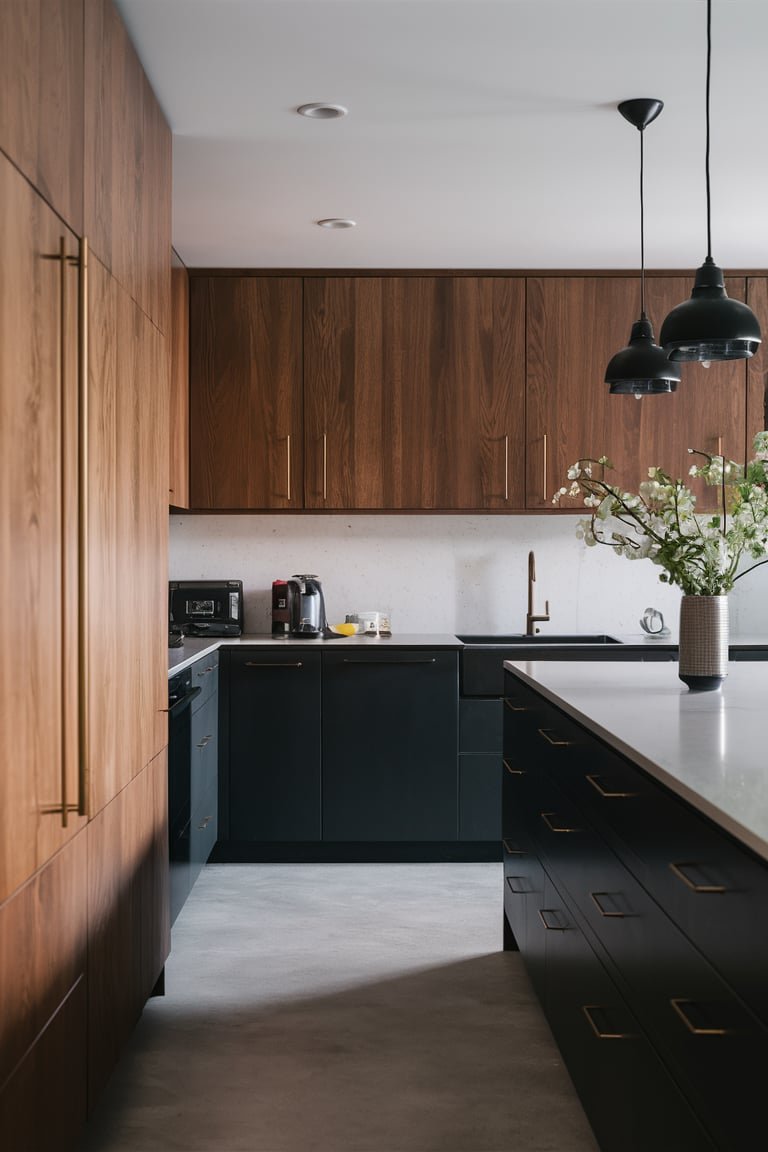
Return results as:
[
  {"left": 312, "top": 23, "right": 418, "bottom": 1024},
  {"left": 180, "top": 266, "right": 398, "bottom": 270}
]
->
[{"left": 168, "top": 685, "right": 202, "bottom": 718}]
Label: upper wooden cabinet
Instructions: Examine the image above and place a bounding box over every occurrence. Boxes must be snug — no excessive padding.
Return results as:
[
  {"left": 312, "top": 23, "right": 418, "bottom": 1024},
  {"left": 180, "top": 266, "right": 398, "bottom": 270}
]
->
[
  {"left": 84, "top": 0, "right": 172, "bottom": 334},
  {"left": 0, "top": 0, "right": 84, "bottom": 234},
  {"left": 304, "top": 277, "right": 526, "bottom": 509},
  {"left": 526, "top": 276, "right": 750, "bottom": 510},
  {"left": 169, "top": 251, "right": 190, "bottom": 508},
  {"left": 747, "top": 277, "right": 768, "bottom": 441},
  {"left": 189, "top": 276, "right": 304, "bottom": 509}
]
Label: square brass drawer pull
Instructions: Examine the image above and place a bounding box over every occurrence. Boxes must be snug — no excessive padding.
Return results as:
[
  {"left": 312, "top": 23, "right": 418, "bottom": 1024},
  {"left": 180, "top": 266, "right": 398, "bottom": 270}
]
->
[
  {"left": 538, "top": 728, "right": 572, "bottom": 747},
  {"left": 586, "top": 773, "right": 638, "bottom": 799},
  {"left": 669, "top": 861, "right": 728, "bottom": 894},
  {"left": 541, "top": 811, "right": 581, "bottom": 833},
  {"left": 670, "top": 998, "right": 728, "bottom": 1036},
  {"left": 582, "top": 1005, "right": 632, "bottom": 1040}
]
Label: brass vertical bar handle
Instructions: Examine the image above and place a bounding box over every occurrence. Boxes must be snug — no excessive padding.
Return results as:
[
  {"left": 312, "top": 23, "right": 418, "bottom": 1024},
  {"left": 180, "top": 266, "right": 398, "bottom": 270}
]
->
[
  {"left": 286, "top": 433, "right": 291, "bottom": 501},
  {"left": 504, "top": 433, "right": 509, "bottom": 501},
  {"left": 59, "top": 236, "right": 69, "bottom": 828},
  {"left": 582, "top": 1005, "right": 631, "bottom": 1040},
  {"left": 670, "top": 998, "right": 727, "bottom": 1036},
  {"left": 542, "top": 433, "right": 548, "bottom": 502},
  {"left": 716, "top": 435, "right": 723, "bottom": 457},
  {"left": 77, "top": 236, "right": 89, "bottom": 818},
  {"left": 323, "top": 433, "right": 327, "bottom": 501}
]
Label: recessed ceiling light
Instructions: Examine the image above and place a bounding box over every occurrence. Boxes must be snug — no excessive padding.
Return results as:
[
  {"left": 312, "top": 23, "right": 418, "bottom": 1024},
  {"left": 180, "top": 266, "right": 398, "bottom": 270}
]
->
[
  {"left": 317, "top": 218, "right": 356, "bottom": 229},
  {"left": 297, "top": 103, "right": 348, "bottom": 119}
]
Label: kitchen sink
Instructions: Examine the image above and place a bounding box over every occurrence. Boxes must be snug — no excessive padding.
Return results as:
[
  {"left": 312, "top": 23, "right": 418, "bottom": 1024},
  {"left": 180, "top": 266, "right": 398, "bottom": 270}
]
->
[
  {"left": 457, "top": 633, "right": 621, "bottom": 645},
  {"left": 459, "top": 633, "right": 624, "bottom": 696}
]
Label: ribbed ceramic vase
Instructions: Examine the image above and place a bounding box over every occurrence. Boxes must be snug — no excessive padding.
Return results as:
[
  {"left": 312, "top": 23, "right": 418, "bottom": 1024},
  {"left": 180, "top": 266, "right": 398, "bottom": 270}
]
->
[{"left": 678, "top": 595, "right": 729, "bottom": 691}]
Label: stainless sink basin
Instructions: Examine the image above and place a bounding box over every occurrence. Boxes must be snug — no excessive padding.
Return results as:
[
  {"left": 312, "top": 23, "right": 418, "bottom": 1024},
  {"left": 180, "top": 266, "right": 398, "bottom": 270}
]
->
[{"left": 457, "top": 633, "right": 621, "bottom": 645}]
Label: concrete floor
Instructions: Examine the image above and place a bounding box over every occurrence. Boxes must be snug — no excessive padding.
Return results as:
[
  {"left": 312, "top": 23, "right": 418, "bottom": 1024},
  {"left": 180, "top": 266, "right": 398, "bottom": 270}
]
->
[{"left": 78, "top": 863, "right": 600, "bottom": 1152}]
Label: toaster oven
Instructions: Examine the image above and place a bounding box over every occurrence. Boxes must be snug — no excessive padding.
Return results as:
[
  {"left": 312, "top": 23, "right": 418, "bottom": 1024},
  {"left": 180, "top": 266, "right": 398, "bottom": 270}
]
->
[{"left": 169, "top": 580, "right": 244, "bottom": 637}]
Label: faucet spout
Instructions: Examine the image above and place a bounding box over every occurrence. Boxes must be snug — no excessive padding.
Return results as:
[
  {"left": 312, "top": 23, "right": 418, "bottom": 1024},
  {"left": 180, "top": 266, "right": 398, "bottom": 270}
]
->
[{"left": 525, "top": 550, "right": 551, "bottom": 636}]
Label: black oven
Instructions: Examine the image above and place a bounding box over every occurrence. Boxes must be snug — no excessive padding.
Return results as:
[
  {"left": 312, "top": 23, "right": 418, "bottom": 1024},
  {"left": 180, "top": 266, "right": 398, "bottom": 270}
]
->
[{"left": 167, "top": 668, "right": 201, "bottom": 926}]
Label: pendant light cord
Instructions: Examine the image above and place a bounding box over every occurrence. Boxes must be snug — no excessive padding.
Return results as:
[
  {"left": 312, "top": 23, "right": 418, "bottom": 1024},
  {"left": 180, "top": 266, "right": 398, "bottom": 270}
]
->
[
  {"left": 639, "top": 126, "right": 646, "bottom": 317},
  {"left": 705, "top": 0, "right": 712, "bottom": 260}
]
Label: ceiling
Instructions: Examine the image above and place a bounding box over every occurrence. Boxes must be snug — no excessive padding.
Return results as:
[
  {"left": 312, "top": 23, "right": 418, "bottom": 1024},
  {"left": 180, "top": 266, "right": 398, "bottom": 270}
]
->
[{"left": 115, "top": 0, "right": 768, "bottom": 270}]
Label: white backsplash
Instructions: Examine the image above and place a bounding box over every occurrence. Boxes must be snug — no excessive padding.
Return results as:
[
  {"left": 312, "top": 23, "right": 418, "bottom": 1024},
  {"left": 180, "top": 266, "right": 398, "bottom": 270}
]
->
[{"left": 169, "top": 514, "right": 768, "bottom": 640}]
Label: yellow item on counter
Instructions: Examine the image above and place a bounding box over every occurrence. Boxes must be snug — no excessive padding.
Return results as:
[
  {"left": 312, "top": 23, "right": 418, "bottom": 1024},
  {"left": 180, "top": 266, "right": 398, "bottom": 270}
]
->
[{"left": 332, "top": 622, "right": 358, "bottom": 636}]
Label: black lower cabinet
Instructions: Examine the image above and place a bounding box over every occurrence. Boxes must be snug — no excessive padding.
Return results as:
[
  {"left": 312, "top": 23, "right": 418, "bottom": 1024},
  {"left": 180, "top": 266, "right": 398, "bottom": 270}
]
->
[
  {"left": 227, "top": 649, "right": 322, "bottom": 841},
  {"left": 503, "top": 667, "right": 767, "bottom": 1152},
  {"left": 322, "top": 649, "right": 458, "bottom": 841}
]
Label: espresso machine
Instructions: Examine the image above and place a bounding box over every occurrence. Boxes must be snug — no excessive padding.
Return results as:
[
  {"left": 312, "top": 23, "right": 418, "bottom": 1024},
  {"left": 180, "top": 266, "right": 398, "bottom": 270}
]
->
[{"left": 272, "top": 575, "right": 328, "bottom": 637}]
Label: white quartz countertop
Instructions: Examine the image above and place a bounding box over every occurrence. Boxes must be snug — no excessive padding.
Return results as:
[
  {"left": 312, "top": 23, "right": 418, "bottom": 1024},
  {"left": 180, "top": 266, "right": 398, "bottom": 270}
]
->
[
  {"left": 504, "top": 659, "right": 768, "bottom": 863},
  {"left": 168, "top": 632, "right": 463, "bottom": 675}
]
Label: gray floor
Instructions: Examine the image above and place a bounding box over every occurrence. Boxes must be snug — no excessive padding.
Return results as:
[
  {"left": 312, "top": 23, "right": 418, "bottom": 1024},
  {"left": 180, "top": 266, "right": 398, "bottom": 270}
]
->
[{"left": 78, "top": 863, "right": 600, "bottom": 1152}]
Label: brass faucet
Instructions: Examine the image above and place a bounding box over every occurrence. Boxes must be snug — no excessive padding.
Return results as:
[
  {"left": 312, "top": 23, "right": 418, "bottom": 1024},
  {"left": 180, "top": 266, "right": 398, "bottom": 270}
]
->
[{"left": 525, "top": 550, "right": 551, "bottom": 635}]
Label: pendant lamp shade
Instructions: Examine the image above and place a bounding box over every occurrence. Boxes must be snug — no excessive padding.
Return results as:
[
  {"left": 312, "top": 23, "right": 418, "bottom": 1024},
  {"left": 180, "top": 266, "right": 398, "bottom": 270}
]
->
[
  {"left": 605, "top": 98, "right": 681, "bottom": 396},
  {"left": 659, "top": 258, "right": 761, "bottom": 362},
  {"left": 660, "top": 0, "right": 761, "bottom": 363},
  {"left": 606, "top": 317, "right": 679, "bottom": 395}
]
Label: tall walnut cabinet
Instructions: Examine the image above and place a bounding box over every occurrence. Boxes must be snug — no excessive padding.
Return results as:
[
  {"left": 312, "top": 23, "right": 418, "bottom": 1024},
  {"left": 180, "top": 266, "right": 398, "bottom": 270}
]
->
[{"left": 0, "top": 3, "right": 171, "bottom": 1149}]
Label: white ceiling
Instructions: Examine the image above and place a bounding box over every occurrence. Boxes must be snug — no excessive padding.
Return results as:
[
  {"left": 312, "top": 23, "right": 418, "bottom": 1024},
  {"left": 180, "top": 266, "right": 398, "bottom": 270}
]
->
[{"left": 115, "top": 0, "right": 768, "bottom": 270}]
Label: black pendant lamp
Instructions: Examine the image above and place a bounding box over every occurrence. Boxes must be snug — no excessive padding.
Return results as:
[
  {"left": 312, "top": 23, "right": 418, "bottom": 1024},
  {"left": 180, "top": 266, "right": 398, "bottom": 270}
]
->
[
  {"left": 660, "top": 0, "right": 761, "bottom": 363},
  {"left": 606, "top": 98, "right": 680, "bottom": 396}
]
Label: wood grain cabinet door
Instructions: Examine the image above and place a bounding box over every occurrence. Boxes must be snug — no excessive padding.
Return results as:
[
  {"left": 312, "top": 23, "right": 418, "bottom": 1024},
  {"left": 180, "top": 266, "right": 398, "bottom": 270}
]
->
[
  {"left": 746, "top": 277, "right": 768, "bottom": 441},
  {"left": 0, "top": 0, "right": 84, "bottom": 234},
  {"left": 304, "top": 277, "right": 525, "bottom": 510},
  {"left": 189, "top": 276, "right": 303, "bottom": 509},
  {"left": 0, "top": 154, "right": 87, "bottom": 905},
  {"left": 84, "top": 0, "right": 172, "bottom": 335},
  {"left": 526, "top": 276, "right": 751, "bottom": 510}
]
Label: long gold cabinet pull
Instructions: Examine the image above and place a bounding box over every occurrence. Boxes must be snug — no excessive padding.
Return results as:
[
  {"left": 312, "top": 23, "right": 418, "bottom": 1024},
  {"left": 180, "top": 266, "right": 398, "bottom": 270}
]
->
[
  {"left": 538, "top": 728, "right": 571, "bottom": 747},
  {"left": 541, "top": 811, "right": 581, "bottom": 834},
  {"left": 582, "top": 1005, "right": 632, "bottom": 1040},
  {"left": 586, "top": 773, "right": 638, "bottom": 799},
  {"left": 286, "top": 433, "right": 291, "bottom": 501},
  {"left": 669, "top": 861, "right": 728, "bottom": 894},
  {"left": 323, "top": 433, "right": 327, "bottom": 501},
  {"left": 542, "top": 433, "right": 548, "bottom": 502},
  {"left": 245, "top": 661, "right": 304, "bottom": 669},
  {"left": 504, "top": 433, "right": 509, "bottom": 502},
  {"left": 670, "top": 998, "right": 728, "bottom": 1036},
  {"left": 76, "top": 236, "right": 89, "bottom": 818}
]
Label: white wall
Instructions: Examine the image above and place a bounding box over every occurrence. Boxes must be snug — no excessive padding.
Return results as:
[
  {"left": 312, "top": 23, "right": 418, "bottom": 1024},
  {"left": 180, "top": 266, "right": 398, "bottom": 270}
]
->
[
  {"left": 170, "top": 513, "right": 702, "bottom": 640},
  {"left": 169, "top": 513, "right": 768, "bottom": 639}
]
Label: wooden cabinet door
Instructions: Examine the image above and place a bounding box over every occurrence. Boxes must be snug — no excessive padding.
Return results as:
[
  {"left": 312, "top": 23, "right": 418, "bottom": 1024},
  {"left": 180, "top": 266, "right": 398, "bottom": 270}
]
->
[
  {"left": 0, "top": 0, "right": 84, "bottom": 234},
  {"left": 0, "top": 154, "right": 86, "bottom": 905},
  {"left": 526, "top": 276, "right": 749, "bottom": 509},
  {"left": 169, "top": 251, "right": 190, "bottom": 508},
  {"left": 746, "top": 277, "right": 768, "bottom": 443},
  {"left": 0, "top": 830, "right": 88, "bottom": 1152},
  {"left": 84, "top": 0, "right": 171, "bottom": 334},
  {"left": 189, "top": 277, "right": 303, "bottom": 509},
  {"left": 88, "top": 260, "right": 168, "bottom": 815},
  {"left": 87, "top": 752, "right": 169, "bottom": 1104},
  {"left": 304, "top": 277, "right": 525, "bottom": 509}
]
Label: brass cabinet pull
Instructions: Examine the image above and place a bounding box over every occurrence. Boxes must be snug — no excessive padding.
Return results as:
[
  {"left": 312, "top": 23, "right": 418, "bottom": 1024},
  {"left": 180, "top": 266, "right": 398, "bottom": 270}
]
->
[
  {"left": 590, "top": 891, "right": 629, "bottom": 918},
  {"left": 541, "top": 811, "right": 581, "bottom": 833},
  {"left": 504, "top": 698, "right": 529, "bottom": 713},
  {"left": 196, "top": 665, "right": 216, "bottom": 676},
  {"left": 502, "top": 838, "right": 525, "bottom": 856},
  {"left": 538, "top": 728, "right": 571, "bottom": 747},
  {"left": 506, "top": 876, "right": 532, "bottom": 895},
  {"left": 244, "top": 661, "right": 304, "bottom": 668},
  {"left": 538, "top": 908, "right": 570, "bottom": 931},
  {"left": 669, "top": 862, "right": 727, "bottom": 894},
  {"left": 286, "top": 433, "right": 291, "bottom": 501},
  {"left": 717, "top": 435, "right": 723, "bottom": 457},
  {"left": 59, "top": 236, "right": 70, "bottom": 827},
  {"left": 196, "top": 735, "right": 213, "bottom": 749},
  {"left": 197, "top": 815, "right": 213, "bottom": 831},
  {"left": 586, "top": 773, "right": 638, "bottom": 799},
  {"left": 323, "top": 433, "right": 327, "bottom": 501},
  {"left": 503, "top": 758, "right": 524, "bottom": 776},
  {"left": 582, "top": 1005, "right": 631, "bottom": 1040},
  {"left": 670, "top": 998, "right": 728, "bottom": 1036},
  {"left": 504, "top": 433, "right": 509, "bottom": 502},
  {"left": 77, "top": 236, "right": 89, "bottom": 819},
  {"left": 542, "top": 432, "right": 548, "bottom": 502}
]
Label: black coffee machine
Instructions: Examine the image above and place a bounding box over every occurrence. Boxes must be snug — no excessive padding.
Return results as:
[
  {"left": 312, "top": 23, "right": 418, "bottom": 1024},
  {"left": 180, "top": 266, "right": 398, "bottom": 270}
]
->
[{"left": 271, "top": 575, "right": 327, "bottom": 637}]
